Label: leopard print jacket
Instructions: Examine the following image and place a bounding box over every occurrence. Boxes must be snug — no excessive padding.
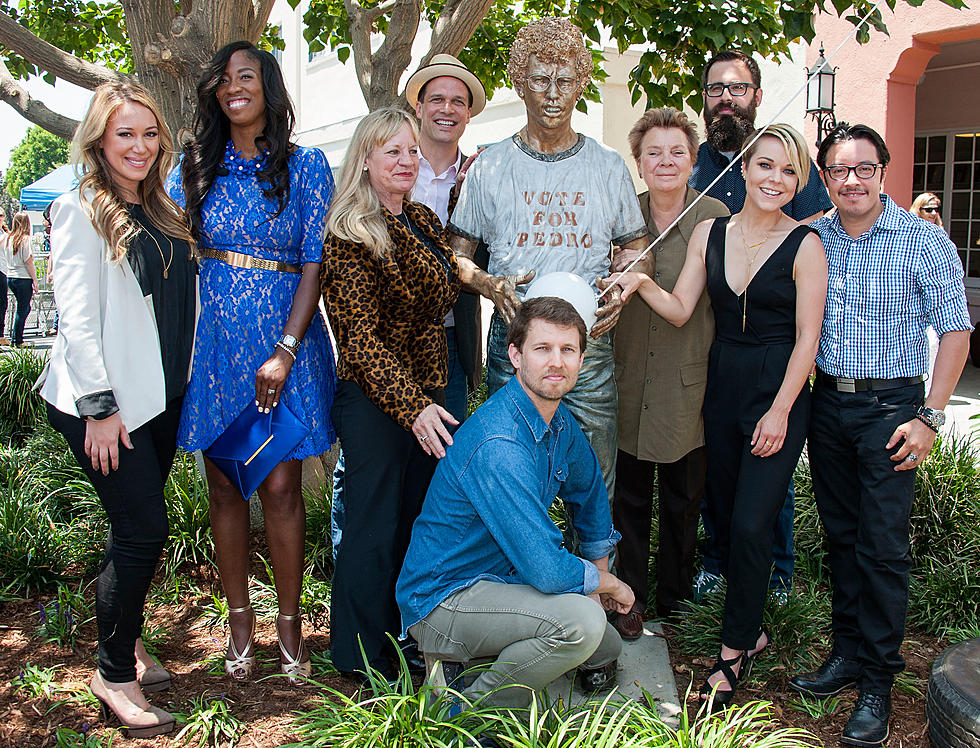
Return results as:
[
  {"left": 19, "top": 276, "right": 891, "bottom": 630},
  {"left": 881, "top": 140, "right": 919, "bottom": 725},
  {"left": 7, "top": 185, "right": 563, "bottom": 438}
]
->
[{"left": 321, "top": 201, "right": 461, "bottom": 431}]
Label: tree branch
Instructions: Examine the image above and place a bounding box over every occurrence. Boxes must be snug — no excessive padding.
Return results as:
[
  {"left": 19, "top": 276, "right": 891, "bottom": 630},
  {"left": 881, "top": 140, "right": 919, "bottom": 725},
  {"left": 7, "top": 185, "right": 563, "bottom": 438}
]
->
[
  {"left": 0, "top": 9, "right": 125, "bottom": 91},
  {"left": 364, "top": 0, "right": 399, "bottom": 23},
  {"left": 345, "top": 0, "right": 375, "bottom": 103},
  {"left": 247, "top": 0, "right": 279, "bottom": 40},
  {"left": 428, "top": 0, "right": 498, "bottom": 59},
  {"left": 0, "top": 58, "right": 79, "bottom": 141}
]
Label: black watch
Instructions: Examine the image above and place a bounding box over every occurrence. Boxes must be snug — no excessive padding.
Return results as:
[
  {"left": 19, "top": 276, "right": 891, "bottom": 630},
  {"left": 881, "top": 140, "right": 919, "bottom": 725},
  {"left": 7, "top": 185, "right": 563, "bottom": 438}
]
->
[{"left": 916, "top": 406, "right": 945, "bottom": 431}]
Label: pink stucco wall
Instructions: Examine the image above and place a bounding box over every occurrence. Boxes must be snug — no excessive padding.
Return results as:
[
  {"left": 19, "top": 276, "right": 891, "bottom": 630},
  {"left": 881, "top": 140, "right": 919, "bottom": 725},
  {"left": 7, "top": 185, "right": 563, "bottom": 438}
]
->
[{"left": 808, "top": 4, "right": 980, "bottom": 208}]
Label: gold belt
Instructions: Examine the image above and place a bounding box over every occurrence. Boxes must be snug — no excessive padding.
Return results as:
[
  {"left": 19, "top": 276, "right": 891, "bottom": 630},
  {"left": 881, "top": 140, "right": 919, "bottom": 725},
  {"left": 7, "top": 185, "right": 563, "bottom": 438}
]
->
[{"left": 202, "top": 248, "right": 301, "bottom": 274}]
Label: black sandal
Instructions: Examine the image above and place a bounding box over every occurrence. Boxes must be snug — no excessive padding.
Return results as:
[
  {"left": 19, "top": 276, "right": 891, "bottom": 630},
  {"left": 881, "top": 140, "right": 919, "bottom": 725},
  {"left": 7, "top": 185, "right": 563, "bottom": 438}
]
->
[{"left": 699, "top": 650, "right": 751, "bottom": 711}]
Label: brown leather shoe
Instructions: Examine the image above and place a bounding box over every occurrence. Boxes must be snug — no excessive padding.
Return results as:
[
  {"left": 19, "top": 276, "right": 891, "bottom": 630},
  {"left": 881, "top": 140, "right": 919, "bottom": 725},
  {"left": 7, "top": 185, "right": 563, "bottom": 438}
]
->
[{"left": 612, "top": 607, "right": 643, "bottom": 641}]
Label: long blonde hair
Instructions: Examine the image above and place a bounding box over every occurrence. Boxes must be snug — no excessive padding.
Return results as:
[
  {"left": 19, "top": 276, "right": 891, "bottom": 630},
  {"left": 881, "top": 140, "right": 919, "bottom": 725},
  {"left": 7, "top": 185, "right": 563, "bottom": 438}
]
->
[
  {"left": 71, "top": 81, "right": 195, "bottom": 263},
  {"left": 325, "top": 108, "right": 420, "bottom": 259},
  {"left": 6, "top": 212, "right": 31, "bottom": 254}
]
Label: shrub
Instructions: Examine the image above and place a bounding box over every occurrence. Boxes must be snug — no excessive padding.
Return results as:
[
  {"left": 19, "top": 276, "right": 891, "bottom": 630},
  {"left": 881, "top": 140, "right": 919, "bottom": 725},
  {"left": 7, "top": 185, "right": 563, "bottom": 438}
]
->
[
  {"left": 0, "top": 484, "right": 70, "bottom": 593},
  {"left": 906, "top": 433, "right": 980, "bottom": 636},
  {"left": 0, "top": 347, "right": 47, "bottom": 439},
  {"left": 34, "top": 580, "right": 93, "bottom": 648},
  {"left": 162, "top": 450, "right": 214, "bottom": 575}
]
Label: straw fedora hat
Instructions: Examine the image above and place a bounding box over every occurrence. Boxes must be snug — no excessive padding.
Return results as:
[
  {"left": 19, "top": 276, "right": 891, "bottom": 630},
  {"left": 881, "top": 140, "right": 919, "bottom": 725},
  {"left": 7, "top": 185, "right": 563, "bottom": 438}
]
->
[{"left": 405, "top": 54, "right": 487, "bottom": 116}]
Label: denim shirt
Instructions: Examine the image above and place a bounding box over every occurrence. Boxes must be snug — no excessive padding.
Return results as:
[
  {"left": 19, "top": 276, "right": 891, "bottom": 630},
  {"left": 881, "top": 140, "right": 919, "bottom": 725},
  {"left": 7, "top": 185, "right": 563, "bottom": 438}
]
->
[{"left": 396, "top": 376, "right": 621, "bottom": 636}]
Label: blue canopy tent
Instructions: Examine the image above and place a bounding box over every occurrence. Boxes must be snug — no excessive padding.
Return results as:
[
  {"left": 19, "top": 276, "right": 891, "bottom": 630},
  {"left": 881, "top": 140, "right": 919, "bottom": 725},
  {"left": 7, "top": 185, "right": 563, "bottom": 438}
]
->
[{"left": 18, "top": 164, "right": 78, "bottom": 210}]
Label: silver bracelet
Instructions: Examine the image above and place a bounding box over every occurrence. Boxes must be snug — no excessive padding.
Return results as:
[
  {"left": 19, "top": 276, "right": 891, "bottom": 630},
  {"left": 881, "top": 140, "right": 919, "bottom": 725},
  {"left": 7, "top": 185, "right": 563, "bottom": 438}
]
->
[{"left": 275, "top": 341, "right": 297, "bottom": 360}]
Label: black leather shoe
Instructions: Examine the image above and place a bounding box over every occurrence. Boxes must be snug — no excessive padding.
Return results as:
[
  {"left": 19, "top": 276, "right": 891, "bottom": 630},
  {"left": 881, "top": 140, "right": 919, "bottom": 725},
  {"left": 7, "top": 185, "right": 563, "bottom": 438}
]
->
[
  {"left": 577, "top": 659, "right": 617, "bottom": 693},
  {"left": 841, "top": 692, "right": 890, "bottom": 747},
  {"left": 789, "top": 654, "right": 862, "bottom": 698}
]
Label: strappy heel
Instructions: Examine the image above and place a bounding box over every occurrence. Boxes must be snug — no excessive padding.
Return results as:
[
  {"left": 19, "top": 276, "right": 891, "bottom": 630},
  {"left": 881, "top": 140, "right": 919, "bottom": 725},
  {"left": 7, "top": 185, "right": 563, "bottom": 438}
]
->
[
  {"left": 699, "top": 649, "right": 749, "bottom": 711},
  {"left": 224, "top": 604, "right": 256, "bottom": 681},
  {"left": 699, "top": 629, "right": 770, "bottom": 712},
  {"left": 276, "top": 612, "right": 311, "bottom": 685}
]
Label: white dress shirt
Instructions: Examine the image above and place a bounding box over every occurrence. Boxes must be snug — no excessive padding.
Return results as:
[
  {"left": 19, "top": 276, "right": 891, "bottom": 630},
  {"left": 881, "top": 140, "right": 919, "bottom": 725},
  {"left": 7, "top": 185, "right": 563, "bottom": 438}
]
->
[{"left": 413, "top": 149, "right": 462, "bottom": 327}]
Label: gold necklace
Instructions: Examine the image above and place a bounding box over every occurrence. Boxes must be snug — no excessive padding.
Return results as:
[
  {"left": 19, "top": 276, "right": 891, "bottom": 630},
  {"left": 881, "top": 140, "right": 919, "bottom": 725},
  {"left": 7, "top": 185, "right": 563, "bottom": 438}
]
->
[
  {"left": 140, "top": 224, "right": 174, "bottom": 279},
  {"left": 736, "top": 219, "right": 775, "bottom": 332}
]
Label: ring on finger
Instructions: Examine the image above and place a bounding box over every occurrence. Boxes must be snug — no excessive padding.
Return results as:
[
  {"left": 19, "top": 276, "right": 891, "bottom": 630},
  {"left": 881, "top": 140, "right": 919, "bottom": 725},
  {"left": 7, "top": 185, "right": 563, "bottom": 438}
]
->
[
  {"left": 906, "top": 453, "right": 919, "bottom": 462},
  {"left": 267, "top": 388, "right": 276, "bottom": 395},
  {"left": 420, "top": 435, "right": 429, "bottom": 443}
]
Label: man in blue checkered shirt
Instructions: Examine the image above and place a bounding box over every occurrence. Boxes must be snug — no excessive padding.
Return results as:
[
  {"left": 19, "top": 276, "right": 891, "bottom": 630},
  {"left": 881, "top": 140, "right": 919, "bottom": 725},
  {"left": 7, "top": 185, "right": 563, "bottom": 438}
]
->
[{"left": 789, "top": 124, "right": 972, "bottom": 747}]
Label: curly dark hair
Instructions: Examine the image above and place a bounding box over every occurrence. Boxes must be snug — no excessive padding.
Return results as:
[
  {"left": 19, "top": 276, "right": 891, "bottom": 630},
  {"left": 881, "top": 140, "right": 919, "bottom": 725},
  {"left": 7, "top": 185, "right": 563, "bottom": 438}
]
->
[{"left": 181, "top": 41, "right": 296, "bottom": 240}]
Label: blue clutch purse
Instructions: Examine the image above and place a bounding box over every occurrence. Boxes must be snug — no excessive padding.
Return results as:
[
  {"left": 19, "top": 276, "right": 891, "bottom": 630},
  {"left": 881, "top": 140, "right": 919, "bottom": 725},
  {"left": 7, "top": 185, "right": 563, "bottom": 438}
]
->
[{"left": 204, "top": 401, "right": 311, "bottom": 500}]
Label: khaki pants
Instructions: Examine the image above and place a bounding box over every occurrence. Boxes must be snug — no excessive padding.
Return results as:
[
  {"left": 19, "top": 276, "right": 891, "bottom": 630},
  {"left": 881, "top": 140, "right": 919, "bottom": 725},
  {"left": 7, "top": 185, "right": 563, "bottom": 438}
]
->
[{"left": 409, "top": 581, "right": 622, "bottom": 708}]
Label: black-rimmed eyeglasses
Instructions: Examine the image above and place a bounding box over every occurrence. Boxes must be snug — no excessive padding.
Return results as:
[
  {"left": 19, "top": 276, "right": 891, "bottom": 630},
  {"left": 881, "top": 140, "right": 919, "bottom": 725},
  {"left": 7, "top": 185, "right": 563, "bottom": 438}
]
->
[
  {"left": 704, "top": 82, "right": 755, "bottom": 97},
  {"left": 822, "top": 163, "right": 885, "bottom": 181}
]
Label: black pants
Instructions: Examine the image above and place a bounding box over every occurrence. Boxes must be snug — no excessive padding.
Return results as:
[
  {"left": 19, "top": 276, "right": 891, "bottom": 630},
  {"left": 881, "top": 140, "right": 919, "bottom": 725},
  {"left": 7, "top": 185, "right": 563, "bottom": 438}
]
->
[
  {"left": 329, "top": 380, "right": 438, "bottom": 673},
  {"left": 47, "top": 399, "right": 181, "bottom": 682},
  {"left": 703, "top": 343, "right": 810, "bottom": 650},
  {"left": 8, "top": 277, "right": 33, "bottom": 345},
  {"left": 613, "top": 447, "right": 706, "bottom": 618},
  {"left": 808, "top": 379, "right": 922, "bottom": 694}
]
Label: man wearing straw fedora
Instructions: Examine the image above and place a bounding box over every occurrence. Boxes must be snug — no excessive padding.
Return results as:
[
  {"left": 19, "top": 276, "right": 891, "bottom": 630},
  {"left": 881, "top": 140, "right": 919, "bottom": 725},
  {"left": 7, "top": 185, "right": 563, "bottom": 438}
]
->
[
  {"left": 405, "top": 53, "right": 489, "bottom": 425},
  {"left": 447, "top": 17, "right": 648, "bottom": 504}
]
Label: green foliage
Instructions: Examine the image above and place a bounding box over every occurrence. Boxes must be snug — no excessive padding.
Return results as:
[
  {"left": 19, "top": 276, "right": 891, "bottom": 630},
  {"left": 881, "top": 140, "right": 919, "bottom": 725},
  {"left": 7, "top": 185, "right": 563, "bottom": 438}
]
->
[
  {"left": 290, "top": 655, "right": 821, "bottom": 746},
  {"left": 11, "top": 662, "right": 96, "bottom": 710},
  {"left": 0, "top": 481, "right": 71, "bottom": 593},
  {"left": 298, "top": 0, "right": 965, "bottom": 114},
  {"left": 672, "top": 580, "right": 831, "bottom": 686},
  {"left": 0, "top": 347, "right": 48, "bottom": 438},
  {"left": 5, "top": 127, "right": 70, "bottom": 199},
  {"left": 34, "top": 580, "right": 93, "bottom": 648},
  {"left": 162, "top": 450, "right": 214, "bottom": 576},
  {"left": 787, "top": 694, "right": 844, "bottom": 718},
  {"left": 906, "top": 433, "right": 980, "bottom": 636},
  {"left": 174, "top": 694, "right": 247, "bottom": 748},
  {"left": 54, "top": 728, "right": 114, "bottom": 748},
  {"left": 2, "top": 0, "right": 131, "bottom": 85}
]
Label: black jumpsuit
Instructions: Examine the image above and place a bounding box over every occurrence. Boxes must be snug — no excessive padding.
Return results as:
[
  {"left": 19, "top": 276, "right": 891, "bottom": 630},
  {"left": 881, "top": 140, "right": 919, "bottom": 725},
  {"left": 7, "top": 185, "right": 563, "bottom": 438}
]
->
[{"left": 702, "top": 216, "right": 814, "bottom": 649}]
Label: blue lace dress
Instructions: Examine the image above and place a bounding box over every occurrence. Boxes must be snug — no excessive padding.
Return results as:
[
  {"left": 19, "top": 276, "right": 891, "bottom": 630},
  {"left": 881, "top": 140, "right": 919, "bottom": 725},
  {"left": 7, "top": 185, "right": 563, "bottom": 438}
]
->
[{"left": 167, "top": 142, "right": 337, "bottom": 459}]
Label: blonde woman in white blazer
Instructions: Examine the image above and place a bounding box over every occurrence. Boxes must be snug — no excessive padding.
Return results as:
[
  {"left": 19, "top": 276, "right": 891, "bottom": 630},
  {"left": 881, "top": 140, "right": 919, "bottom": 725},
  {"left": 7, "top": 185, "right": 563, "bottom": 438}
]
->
[{"left": 37, "top": 82, "right": 197, "bottom": 739}]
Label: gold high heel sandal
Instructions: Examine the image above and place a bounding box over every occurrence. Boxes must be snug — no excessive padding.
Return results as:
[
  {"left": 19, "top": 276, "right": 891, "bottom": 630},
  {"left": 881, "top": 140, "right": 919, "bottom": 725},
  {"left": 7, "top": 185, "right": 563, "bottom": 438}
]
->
[
  {"left": 224, "top": 604, "right": 256, "bottom": 680},
  {"left": 90, "top": 671, "right": 175, "bottom": 739},
  {"left": 277, "top": 612, "right": 311, "bottom": 685}
]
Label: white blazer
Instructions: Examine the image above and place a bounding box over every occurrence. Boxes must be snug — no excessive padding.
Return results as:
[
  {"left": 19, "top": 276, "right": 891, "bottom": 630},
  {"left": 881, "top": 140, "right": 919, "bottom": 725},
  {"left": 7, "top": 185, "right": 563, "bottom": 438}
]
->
[{"left": 37, "top": 190, "right": 176, "bottom": 431}]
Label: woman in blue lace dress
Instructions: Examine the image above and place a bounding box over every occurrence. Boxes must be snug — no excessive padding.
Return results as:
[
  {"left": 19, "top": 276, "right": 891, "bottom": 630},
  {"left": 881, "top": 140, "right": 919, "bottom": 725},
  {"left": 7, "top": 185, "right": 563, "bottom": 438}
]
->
[{"left": 168, "top": 41, "right": 336, "bottom": 685}]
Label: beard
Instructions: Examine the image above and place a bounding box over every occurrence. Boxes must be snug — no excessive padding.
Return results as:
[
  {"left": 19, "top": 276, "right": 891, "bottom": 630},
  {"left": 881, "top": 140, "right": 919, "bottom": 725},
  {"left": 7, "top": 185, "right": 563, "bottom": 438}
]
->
[{"left": 705, "top": 102, "right": 756, "bottom": 152}]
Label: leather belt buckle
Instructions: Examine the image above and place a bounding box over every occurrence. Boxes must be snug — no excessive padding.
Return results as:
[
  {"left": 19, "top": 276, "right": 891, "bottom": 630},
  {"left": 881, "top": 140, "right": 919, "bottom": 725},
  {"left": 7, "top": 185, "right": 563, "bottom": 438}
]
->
[{"left": 836, "top": 377, "right": 856, "bottom": 394}]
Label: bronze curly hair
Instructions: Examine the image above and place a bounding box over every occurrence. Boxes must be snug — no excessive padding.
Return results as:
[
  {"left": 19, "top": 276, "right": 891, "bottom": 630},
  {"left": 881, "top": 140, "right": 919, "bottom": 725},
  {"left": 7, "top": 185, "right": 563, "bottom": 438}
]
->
[{"left": 507, "top": 17, "right": 592, "bottom": 95}]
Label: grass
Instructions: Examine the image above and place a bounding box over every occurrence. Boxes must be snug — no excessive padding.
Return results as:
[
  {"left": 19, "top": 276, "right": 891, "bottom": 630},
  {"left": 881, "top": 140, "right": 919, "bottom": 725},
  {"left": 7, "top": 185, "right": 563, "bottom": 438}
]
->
[
  {"left": 34, "top": 580, "right": 93, "bottom": 649},
  {"left": 174, "top": 694, "right": 247, "bottom": 747}
]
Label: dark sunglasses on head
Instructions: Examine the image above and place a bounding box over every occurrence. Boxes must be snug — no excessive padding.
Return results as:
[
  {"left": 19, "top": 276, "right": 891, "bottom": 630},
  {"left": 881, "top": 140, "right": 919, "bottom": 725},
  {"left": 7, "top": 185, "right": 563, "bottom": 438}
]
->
[{"left": 922, "top": 206, "right": 940, "bottom": 214}]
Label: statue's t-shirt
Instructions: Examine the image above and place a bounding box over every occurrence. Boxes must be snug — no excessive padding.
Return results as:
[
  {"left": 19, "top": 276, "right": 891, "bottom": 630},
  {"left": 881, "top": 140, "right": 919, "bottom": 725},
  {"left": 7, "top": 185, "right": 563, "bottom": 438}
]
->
[{"left": 448, "top": 133, "right": 646, "bottom": 296}]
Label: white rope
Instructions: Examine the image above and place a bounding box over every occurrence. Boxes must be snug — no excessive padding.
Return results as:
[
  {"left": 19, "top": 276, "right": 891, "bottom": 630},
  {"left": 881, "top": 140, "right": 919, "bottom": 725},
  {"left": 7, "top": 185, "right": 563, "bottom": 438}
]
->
[{"left": 597, "top": 0, "right": 885, "bottom": 299}]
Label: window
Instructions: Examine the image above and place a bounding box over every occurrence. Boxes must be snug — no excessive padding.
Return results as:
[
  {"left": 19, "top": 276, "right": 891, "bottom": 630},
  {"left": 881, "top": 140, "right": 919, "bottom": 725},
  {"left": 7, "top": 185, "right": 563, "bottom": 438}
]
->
[{"left": 914, "top": 131, "right": 980, "bottom": 283}]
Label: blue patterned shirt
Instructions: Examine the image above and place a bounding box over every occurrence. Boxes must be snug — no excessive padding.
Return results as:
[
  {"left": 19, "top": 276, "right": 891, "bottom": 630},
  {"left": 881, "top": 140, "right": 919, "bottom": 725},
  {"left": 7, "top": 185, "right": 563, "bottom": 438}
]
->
[
  {"left": 689, "top": 142, "right": 832, "bottom": 220},
  {"left": 396, "top": 375, "right": 621, "bottom": 636},
  {"left": 812, "top": 194, "right": 972, "bottom": 379}
]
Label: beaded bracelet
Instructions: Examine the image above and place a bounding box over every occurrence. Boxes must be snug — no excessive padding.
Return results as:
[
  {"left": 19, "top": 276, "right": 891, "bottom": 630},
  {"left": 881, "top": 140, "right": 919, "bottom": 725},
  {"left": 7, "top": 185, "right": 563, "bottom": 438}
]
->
[{"left": 275, "top": 341, "right": 297, "bottom": 360}]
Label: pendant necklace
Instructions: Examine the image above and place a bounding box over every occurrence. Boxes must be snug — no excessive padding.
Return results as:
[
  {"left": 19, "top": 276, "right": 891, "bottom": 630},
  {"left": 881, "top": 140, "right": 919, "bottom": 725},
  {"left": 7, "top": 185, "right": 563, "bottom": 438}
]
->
[
  {"left": 737, "top": 219, "right": 773, "bottom": 332},
  {"left": 142, "top": 224, "right": 174, "bottom": 279}
]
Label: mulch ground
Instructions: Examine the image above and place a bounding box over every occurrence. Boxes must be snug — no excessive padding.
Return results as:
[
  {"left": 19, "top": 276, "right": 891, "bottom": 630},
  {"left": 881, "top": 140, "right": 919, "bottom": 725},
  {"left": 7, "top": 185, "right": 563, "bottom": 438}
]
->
[{"left": 0, "top": 587, "right": 940, "bottom": 747}]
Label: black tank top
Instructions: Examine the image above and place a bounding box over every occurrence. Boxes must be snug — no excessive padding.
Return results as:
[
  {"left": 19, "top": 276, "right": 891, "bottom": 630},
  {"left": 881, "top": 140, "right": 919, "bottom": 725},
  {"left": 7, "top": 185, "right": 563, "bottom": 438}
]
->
[{"left": 704, "top": 216, "right": 815, "bottom": 346}]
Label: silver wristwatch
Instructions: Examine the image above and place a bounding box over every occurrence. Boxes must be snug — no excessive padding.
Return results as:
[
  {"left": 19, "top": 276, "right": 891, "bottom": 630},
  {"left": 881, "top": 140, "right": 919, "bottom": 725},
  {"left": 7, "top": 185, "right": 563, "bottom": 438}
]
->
[
  {"left": 279, "top": 333, "right": 302, "bottom": 352},
  {"left": 916, "top": 406, "right": 945, "bottom": 431}
]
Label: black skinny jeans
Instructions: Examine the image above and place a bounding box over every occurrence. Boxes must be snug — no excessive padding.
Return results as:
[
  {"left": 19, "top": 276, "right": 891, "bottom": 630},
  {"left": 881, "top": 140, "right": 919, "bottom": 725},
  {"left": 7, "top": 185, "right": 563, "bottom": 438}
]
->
[
  {"left": 7, "top": 277, "right": 33, "bottom": 346},
  {"left": 47, "top": 399, "right": 181, "bottom": 683}
]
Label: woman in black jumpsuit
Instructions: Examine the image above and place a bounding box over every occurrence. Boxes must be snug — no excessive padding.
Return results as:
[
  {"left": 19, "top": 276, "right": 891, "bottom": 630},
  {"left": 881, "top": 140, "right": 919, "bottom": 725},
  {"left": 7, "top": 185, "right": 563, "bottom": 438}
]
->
[{"left": 603, "top": 123, "right": 828, "bottom": 708}]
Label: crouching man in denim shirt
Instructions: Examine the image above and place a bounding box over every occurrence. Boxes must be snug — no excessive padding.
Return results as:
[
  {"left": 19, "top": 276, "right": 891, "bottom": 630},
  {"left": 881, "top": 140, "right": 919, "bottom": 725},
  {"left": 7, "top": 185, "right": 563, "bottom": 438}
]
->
[{"left": 396, "top": 297, "right": 635, "bottom": 709}]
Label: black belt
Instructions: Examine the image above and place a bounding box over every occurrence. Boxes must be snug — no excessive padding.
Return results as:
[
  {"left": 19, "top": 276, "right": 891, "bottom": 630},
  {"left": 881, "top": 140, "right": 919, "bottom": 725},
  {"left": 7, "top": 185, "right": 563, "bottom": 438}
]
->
[{"left": 815, "top": 369, "right": 925, "bottom": 393}]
